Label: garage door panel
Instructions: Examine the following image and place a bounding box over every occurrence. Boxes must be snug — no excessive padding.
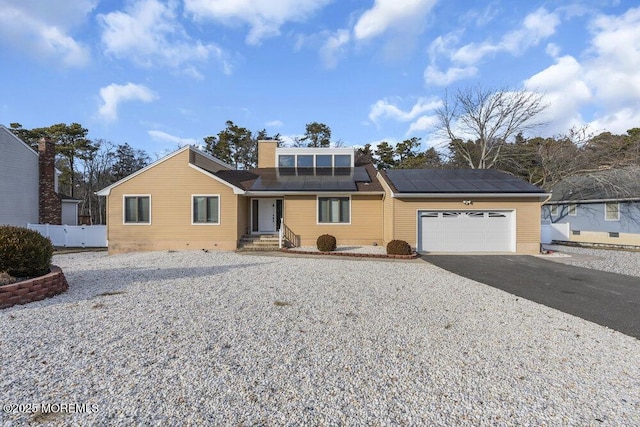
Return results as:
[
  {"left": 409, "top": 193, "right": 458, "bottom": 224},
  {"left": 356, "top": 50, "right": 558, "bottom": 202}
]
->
[{"left": 419, "top": 210, "right": 513, "bottom": 252}]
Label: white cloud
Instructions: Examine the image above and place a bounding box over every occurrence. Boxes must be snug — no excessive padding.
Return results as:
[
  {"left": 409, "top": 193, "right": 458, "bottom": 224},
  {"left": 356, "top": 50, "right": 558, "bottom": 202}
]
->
[
  {"left": 0, "top": 0, "right": 94, "bottom": 66},
  {"left": 266, "top": 120, "right": 284, "bottom": 128},
  {"left": 523, "top": 7, "right": 640, "bottom": 135},
  {"left": 424, "top": 65, "right": 478, "bottom": 86},
  {"left": 369, "top": 97, "right": 441, "bottom": 124},
  {"left": 184, "top": 0, "right": 332, "bottom": 45},
  {"left": 407, "top": 115, "right": 440, "bottom": 134},
  {"left": 369, "top": 97, "right": 442, "bottom": 136},
  {"left": 585, "top": 7, "right": 640, "bottom": 109},
  {"left": 354, "top": 0, "right": 437, "bottom": 41},
  {"left": 320, "top": 29, "right": 350, "bottom": 69},
  {"left": 452, "top": 8, "right": 560, "bottom": 65},
  {"left": 426, "top": 8, "right": 561, "bottom": 86},
  {"left": 148, "top": 130, "right": 197, "bottom": 146},
  {"left": 99, "top": 0, "right": 230, "bottom": 75},
  {"left": 524, "top": 55, "right": 592, "bottom": 135},
  {"left": 98, "top": 83, "right": 158, "bottom": 122}
]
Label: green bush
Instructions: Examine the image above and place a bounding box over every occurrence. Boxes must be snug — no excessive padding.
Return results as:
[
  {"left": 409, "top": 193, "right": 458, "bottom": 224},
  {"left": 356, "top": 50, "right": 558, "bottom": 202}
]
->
[
  {"left": 0, "top": 271, "right": 16, "bottom": 286},
  {"left": 316, "top": 234, "right": 337, "bottom": 252},
  {"left": 0, "top": 226, "right": 54, "bottom": 278},
  {"left": 386, "top": 239, "right": 412, "bottom": 255}
]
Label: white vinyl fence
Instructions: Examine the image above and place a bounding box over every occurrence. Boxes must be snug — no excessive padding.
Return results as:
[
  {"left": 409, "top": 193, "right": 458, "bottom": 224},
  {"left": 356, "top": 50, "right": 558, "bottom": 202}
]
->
[
  {"left": 28, "top": 224, "right": 107, "bottom": 248},
  {"left": 541, "top": 222, "right": 570, "bottom": 244}
]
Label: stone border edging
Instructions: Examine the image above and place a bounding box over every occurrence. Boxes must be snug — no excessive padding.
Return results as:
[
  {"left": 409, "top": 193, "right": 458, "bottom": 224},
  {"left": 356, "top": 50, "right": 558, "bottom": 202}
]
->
[
  {"left": 0, "top": 266, "right": 68, "bottom": 309},
  {"left": 280, "top": 248, "right": 418, "bottom": 259}
]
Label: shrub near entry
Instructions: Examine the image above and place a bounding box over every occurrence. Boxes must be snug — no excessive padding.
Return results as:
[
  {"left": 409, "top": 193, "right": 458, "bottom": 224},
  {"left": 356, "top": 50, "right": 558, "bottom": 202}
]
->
[
  {"left": 386, "top": 240, "right": 412, "bottom": 255},
  {"left": 316, "top": 234, "right": 337, "bottom": 252},
  {"left": 0, "top": 226, "right": 54, "bottom": 278}
]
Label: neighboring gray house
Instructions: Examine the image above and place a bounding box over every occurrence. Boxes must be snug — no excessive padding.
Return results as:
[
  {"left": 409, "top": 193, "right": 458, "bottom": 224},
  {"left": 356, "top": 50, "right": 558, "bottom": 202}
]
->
[
  {"left": 542, "top": 167, "right": 640, "bottom": 247},
  {"left": 0, "top": 125, "right": 80, "bottom": 227}
]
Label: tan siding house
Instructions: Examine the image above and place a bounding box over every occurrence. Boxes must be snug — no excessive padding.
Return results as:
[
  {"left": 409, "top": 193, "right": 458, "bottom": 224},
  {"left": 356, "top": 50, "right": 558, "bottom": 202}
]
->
[
  {"left": 101, "top": 148, "right": 242, "bottom": 253},
  {"left": 98, "top": 142, "right": 548, "bottom": 255}
]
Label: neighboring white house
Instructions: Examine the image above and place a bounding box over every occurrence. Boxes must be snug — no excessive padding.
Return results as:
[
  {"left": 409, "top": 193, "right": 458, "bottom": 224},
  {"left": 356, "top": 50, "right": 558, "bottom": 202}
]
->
[
  {"left": 0, "top": 125, "right": 80, "bottom": 227},
  {"left": 0, "top": 125, "right": 39, "bottom": 226}
]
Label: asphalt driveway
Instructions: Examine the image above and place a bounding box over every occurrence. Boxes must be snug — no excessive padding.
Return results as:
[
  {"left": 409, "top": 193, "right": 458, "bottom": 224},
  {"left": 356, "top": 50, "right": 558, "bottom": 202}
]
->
[{"left": 422, "top": 255, "right": 640, "bottom": 339}]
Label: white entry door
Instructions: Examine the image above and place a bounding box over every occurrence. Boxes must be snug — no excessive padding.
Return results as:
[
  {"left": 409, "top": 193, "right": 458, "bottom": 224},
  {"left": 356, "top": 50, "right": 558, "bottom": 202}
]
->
[
  {"left": 258, "top": 198, "right": 276, "bottom": 232},
  {"left": 418, "top": 210, "right": 514, "bottom": 252}
]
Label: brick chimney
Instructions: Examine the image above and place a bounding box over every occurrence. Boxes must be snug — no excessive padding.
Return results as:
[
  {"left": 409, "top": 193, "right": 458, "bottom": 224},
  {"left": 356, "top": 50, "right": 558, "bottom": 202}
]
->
[{"left": 38, "top": 137, "right": 62, "bottom": 224}]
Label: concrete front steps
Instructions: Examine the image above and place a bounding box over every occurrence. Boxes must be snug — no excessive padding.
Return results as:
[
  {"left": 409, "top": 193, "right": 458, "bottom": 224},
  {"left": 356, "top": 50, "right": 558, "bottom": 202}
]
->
[{"left": 237, "top": 234, "right": 281, "bottom": 251}]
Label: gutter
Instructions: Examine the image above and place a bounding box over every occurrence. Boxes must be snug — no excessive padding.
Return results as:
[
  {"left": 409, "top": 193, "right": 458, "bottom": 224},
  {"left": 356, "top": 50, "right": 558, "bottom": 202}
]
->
[
  {"left": 245, "top": 191, "right": 386, "bottom": 197},
  {"left": 545, "top": 197, "right": 640, "bottom": 204},
  {"left": 392, "top": 192, "right": 551, "bottom": 201}
]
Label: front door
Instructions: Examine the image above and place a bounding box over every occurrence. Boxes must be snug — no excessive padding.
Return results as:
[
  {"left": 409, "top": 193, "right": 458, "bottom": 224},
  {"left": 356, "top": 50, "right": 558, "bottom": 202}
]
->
[{"left": 252, "top": 199, "right": 283, "bottom": 234}]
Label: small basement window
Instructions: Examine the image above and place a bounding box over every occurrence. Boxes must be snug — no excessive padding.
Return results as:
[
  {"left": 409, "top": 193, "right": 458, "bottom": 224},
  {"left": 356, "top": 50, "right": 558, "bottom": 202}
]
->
[
  {"left": 609, "top": 232, "right": 620, "bottom": 238},
  {"left": 572, "top": 230, "right": 581, "bottom": 235},
  {"left": 605, "top": 202, "right": 620, "bottom": 221}
]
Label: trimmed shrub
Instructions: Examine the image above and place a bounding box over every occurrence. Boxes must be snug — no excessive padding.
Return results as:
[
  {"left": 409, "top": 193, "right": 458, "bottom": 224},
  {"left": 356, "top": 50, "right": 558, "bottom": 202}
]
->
[
  {"left": 0, "top": 226, "right": 54, "bottom": 278},
  {"left": 0, "top": 271, "right": 16, "bottom": 286},
  {"left": 386, "top": 239, "right": 412, "bottom": 255},
  {"left": 316, "top": 234, "right": 337, "bottom": 252}
]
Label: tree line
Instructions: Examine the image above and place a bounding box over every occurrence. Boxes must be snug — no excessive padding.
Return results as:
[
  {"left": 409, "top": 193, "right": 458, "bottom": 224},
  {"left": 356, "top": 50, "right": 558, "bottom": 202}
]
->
[
  {"left": 8, "top": 86, "right": 639, "bottom": 224},
  {"left": 6, "top": 121, "right": 336, "bottom": 224}
]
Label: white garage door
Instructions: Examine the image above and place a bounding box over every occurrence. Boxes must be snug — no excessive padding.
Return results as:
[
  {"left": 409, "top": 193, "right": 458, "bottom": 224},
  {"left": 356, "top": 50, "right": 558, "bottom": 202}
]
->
[{"left": 418, "top": 211, "right": 514, "bottom": 252}]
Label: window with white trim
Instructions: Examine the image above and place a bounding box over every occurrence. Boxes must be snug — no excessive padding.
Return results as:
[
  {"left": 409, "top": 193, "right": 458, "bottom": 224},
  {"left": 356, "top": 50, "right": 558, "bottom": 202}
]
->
[
  {"left": 193, "top": 195, "right": 220, "bottom": 224},
  {"left": 605, "top": 202, "right": 620, "bottom": 221},
  {"left": 568, "top": 204, "right": 578, "bottom": 216},
  {"left": 318, "top": 197, "right": 350, "bottom": 223},
  {"left": 550, "top": 205, "right": 558, "bottom": 216},
  {"left": 124, "top": 196, "right": 150, "bottom": 224}
]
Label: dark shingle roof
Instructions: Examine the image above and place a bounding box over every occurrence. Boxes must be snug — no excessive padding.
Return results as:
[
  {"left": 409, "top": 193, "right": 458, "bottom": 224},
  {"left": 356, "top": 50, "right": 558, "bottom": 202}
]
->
[
  {"left": 549, "top": 167, "right": 640, "bottom": 202},
  {"left": 383, "top": 169, "right": 545, "bottom": 194}
]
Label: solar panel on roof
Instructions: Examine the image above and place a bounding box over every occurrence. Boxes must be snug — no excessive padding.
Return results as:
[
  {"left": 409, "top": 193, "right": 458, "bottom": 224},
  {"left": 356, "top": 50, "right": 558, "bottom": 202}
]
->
[
  {"left": 250, "top": 168, "right": 360, "bottom": 192},
  {"left": 386, "top": 169, "right": 544, "bottom": 193}
]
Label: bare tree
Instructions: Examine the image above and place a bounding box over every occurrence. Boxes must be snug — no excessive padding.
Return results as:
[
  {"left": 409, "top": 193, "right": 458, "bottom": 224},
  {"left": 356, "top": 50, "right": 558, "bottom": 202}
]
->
[{"left": 436, "top": 85, "right": 547, "bottom": 169}]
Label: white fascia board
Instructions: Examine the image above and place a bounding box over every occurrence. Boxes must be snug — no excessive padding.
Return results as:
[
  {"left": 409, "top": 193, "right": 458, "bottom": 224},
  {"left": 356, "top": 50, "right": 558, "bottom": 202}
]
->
[
  {"left": 393, "top": 192, "right": 551, "bottom": 201},
  {"left": 245, "top": 191, "right": 385, "bottom": 197},
  {"left": 61, "top": 199, "right": 82, "bottom": 204},
  {"left": 546, "top": 197, "right": 640, "bottom": 204},
  {"left": 276, "top": 147, "right": 355, "bottom": 156},
  {"left": 96, "top": 145, "right": 192, "bottom": 196},
  {"left": 189, "top": 164, "right": 245, "bottom": 195}
]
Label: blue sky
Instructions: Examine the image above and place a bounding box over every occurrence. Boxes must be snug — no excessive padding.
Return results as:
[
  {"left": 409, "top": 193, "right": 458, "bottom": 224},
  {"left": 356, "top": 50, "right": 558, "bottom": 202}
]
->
[{"left": 1, "top": 0, "right": 639, "bottom": 158}]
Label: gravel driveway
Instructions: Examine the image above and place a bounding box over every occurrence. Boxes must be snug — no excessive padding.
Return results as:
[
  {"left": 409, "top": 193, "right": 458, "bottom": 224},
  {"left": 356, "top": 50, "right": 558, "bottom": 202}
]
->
[
  {"left": 544, "top": 244, "right": 640, "bottom": 278},
  {"left": 1, "top": 250, "right": 639, "bottom": 426}
]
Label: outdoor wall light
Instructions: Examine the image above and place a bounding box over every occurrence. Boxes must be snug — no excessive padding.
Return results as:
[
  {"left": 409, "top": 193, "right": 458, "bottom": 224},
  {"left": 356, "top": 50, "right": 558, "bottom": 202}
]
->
[{"left": 462, "top": 200, "right": 473, "bottom": 205}]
